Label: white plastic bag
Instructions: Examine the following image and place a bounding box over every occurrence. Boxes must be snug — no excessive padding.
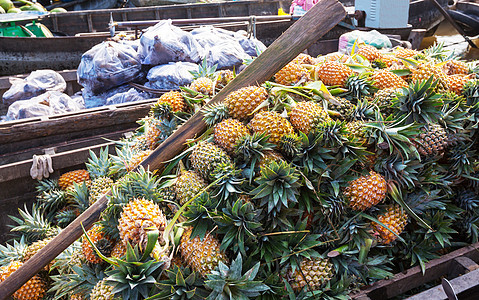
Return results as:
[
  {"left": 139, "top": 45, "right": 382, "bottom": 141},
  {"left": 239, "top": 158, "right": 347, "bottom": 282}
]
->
[
  {"left": 77, "top": 41, "right": 142, "bottom": 95},
  {"left": 6, "top": 91, "right": 83, "bottom": 121},
  {"left": 338, "top": 30, "right": 392, "bottom": 54},
  {"left": 2, "top": 70, "right": 66, "bottom": 105},
  {"left": 138, "top": 20, "right": 203, "bottom": 66},
  {"left": 145, "top": 62, "right": 198, "bottom": 90}
]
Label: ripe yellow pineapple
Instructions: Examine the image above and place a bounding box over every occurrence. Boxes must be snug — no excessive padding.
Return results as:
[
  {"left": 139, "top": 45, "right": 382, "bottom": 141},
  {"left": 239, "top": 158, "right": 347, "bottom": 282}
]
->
[
  {"left": 410, "top": 62, "right": 449, "bottom": 92},
  {"left": 179, "top": 227, "right": 228, "bottom": 277},
  {"left": 144, "top": 118, "right": 164, "bottom": 150},
  {"left": 118, "top": 198, "right": 167, "bottom": 248},
  {"left": 357, "top": 44, "right": 380, "bottom": 61},
  {"left": 442, "top": 59, "right": 469, "bottom": 75},
  {"left": 110, "top": 242, "right": 126, "bottom": 259},
  {"left": 58, "top": 170, "right": 90, "bottom": 190},
  {"left": 257, "top": 150, "right": 285, "bottom": 171},
  {"left": 372, "top": 205, "right": 408, "bottom": 244},
  {"left": 374, "top": 88, "right": 402, "bottom": 116},
  {"left": 214, "top": 118, "right": 250, "bottom": 154},
  {"left": 289, "top": 101, "right": 331, "bottom": 134},
  {"left": 248, "top": 111, "right": 295, "bottom": 144},
  {"left": 345, "top": 121, "right": 367, "bottom": 144},
  {"left": 83, "top": 224, "right": 113, "bottom": 264},
  {"left": 89, "top": 177, "right": 114, "bottom": 205},
  {"left": 216, "top": 70, "right": 234, "bottom": 88},
  {"left": 344, "top": 171, "right": 387, "bottom": 211},
  {"left": 157, "top": 91, "right": 186, "bottom": 112},
  {"left": 224, "top": 86, "right": 268, "bottom": 120},
  {"left": 190, "top": 77, "right": 214, "bottom": 95},
  {"left": 292, "top": 53, "right": 316, "bottom": 65},
  {"left": 127, "top": 150, "right": 152, "bottom": 172},
  {"left": 372, "top": 70, "right": 408, "bottom": 89},
  {"left": 174, "top": 170, "right": 207, "bottom": 205},
  {"left": 274, "top": 62, "right": 311, "bottom": 86},
  {"left": 22, "top": 237, "right": 55, "bottom": 271},
  {"left": 90, "top": 279, "right": 114, "bottom": 300},
  {"left": 70, "top": 294, "right": 84, "bottom": 300},
  {"left": 322, "top": 52, "right": 350, "bottom": 63},
  {"left": 447, "top": 74, "right": 471, "bottom": 95},
  {"left": 190, "top": 141, "right": 231, "bottom": 180},
  {"left": 377, "top": 53, "right": 399, "bottom": 67},
  {"left": 286, "top": 257, "right": 334, "bottom": 292},
  {"left": 315, "top": 61, "right": 353, "bottom": 87},
  {"left": 0, "top": 261, "right": 47, "bottom": 300},
  {"left": 386, "top": 62, "right": 411, "bottom": 81},
  {"left": 394, "top": 47, "right": 420, "bottom": 59}
]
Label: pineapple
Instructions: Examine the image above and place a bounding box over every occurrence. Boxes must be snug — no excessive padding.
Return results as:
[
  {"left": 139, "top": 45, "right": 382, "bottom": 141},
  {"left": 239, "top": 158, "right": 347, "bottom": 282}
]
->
[
  {"left": 90, "top": 278, "right": 114, "bottom": 300},
  {"left": 157, "top": 91, "right": 186, "bottom": 112},
  {"left": 224, "top": 86, "right": 268, "bottom": 120},
  {"left": 443, "top": 59, "right": 469, "bottom": 75},
  {"left": 345, "top": 121, "right": 367, "bottom": 144},
  {"left": 174, "top": 170, "right": 207, "bottom": 205},
  {"left": 286, "top": 257, "right": 334, "bottom": 292},
  {"left": 414, "top": 124, "right": 448, "bottom": 157},
  {"left": 110, "top": 242, "right": 126, "bottom": 259},
  {"left": 410, "top": 62, "right": 449, "bottom": 92},
  {"left": 322, "top": 52, "right": 350, "bottom": 63},
  {"left": 127, "top": 150, "right": 152, "bottom": 172},
  {"left": 292, "top": 53, "right": 316, "bottom": 65},
  {"left": 257, "top": 150, "right": 285, "bottom": 172},
  {"left": 179, "top": 227, "right": 228, "bottom": 277},
  {"left": 447, "top": 74, "right": 471, "bottom": 95},
  {"left": 315, "top": 61, "right": 353, "bottom": 87},
  {"left": 374, "top": 88, "right": 402, "bottom": 116},
  {"left": 190, "top": 141, "right": 232, "bottom": 181},
  {"left": 357, "top": 44, "right": 381, "bottom": 61},
  {"left": 190, "top": 77, "right": 214, "bottom": 95},
  {"left": 58, "top": 170, "right": 90, "bottom": 190},
  {"left": 289, "top": 101, "right": 331, "bottom": 134},
  {"left": 394, "top": 47, "right": 420, "bottom": 59},
  {"left": 82, "top": 224, "right": 113, "bottom": 264},
  {"left": 372, "top": 205, "right": 408, "bottom": 244},
  {"left": 216, "top": 70, "right": 234, "bottom": 88},
  {"left": 248, "top": 111, "right": 295, "bottom": 144},
  {"left": 377, "top": 53, "right": 399, "bottom": 67},
  {"left": 371, "top": 70, "right": 408, "bottom": 89},
  {"left": 22, "top": 237, "right": 55, "bottom": 271},
  {"left": 0, "top": 261, "right": 46, "bottom": 300},
  {"left": 89, "top": 177, "right": 114, "bottom": 205},
  {"left": 118, "top": 198, "right": 167, "bottom": 248},
  {"left": 214, "top": 118, "right": 250, "bottom": 154},
  {"left": 328, "top": 97, "right": 355, "bottom": 120},
  {"left": 274, "top": 62, "right": 311, "bottom": 86},
  {"left": 344, "top": 171, "right": 387, "bottom": 211}
]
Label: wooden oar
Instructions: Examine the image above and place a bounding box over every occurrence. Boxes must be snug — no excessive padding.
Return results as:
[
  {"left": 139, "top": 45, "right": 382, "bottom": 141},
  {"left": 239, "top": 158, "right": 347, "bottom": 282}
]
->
[{"left": 0, "top": 0, "right": 346, "bottom": 298}]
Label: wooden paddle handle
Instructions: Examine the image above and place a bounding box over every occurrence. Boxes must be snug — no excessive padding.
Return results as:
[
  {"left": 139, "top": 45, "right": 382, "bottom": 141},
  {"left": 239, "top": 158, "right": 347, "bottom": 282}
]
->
[{"left": 0, "top": 1, "right": 346, "bottom": 298}]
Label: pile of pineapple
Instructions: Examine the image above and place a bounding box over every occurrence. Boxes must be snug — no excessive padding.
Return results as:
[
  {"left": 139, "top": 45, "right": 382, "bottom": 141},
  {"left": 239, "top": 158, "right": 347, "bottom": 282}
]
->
[{"left": 2, "top": 43, "right": 479, "bottom": 300}]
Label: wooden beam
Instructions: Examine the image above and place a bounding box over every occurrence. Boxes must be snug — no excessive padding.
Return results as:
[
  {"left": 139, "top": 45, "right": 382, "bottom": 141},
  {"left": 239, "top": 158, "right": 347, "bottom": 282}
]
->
[{"left": 0, "top": 1, "right": 346, "bottom": 298}]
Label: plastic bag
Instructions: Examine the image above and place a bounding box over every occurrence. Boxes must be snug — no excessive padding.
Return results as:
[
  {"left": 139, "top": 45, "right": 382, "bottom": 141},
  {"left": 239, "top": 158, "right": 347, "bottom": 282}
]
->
[
  {"left": 338, "top": 30, "right": 392, "bottom": 54},
  {"left": 5, "top": 91, "right": 83, "bottom": 121},
  {"left": 82, "top": 84, "right": 132, "bottom": 108},
  {"left": 105, "top": 87, "right": 151, "bottom": 106},
  {"left": 77, "top": 41, "right": 142, "bottom": 95},
  {"left": 145, "top": 62, "right": 198, "bottom": 90},
  {"left": 2, "top": 70, "right": 67, "bottom": 105},
  {"left": 138, "top": 20, "right": 203, "bottom": 66},
  {"left": 234, "top": 32, "right": 266, "bottom": 56},
  {"left": 204, "top": 42, "right": 251, "bottom": 70},
  {"left": 191, "top": 26, "right": 238, "bottom": 48}
]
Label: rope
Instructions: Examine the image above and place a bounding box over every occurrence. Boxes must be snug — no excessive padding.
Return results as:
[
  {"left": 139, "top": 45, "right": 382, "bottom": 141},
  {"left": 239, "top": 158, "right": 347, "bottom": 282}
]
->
[{"left": 30, "top": 154, "right": 54, "bottom": 180}]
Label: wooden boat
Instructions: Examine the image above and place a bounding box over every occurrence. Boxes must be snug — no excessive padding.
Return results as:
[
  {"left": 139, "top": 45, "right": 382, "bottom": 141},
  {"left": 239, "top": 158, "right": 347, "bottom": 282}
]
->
[
  {"left": 448, "top": 1, "right": 479, "bottom": 37},
  {"left": 0, "top": 0, "right": 447, "bottom": 76}
]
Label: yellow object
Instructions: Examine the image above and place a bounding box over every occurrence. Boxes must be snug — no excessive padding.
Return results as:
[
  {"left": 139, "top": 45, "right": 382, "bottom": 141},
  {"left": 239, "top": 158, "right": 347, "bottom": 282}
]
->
[{"left": 277, "top": 7, "right": 289, "bottom": 15}]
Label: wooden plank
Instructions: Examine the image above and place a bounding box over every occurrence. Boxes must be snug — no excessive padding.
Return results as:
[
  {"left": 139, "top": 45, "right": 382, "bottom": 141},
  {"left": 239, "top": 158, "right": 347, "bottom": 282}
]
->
[
  {"left": 0, "top": 1, "right": 346, "bottom": 297},
  {"left": 350, "top": 242, "right": 479, "bottom": 299}
]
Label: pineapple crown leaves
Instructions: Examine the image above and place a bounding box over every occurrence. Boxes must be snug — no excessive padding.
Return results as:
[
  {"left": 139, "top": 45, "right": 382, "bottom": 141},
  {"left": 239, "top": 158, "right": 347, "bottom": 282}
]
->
[
  {"left": 190, "top": 57, "right": 218, "bottom": 80},
  {"left": 251, "top": 161, "right": 301, "bottom": 215},
  {"left": 55, "top": 208, "right": 78, "bottom": 228},
  {"left": 81, "top": 224, "right": 164, "bottom": 299},
  {"left": 86, "top": 147, "right": 111, "bottom": 179},
  {"left": 279, "top": 133, "right": 302, "bottom": 158},
  {"left": 212, "top": 197, "right": 263, "bottom": 255},
  {"left": 112, "top": 166, "right": 161, "bottom": 203},
  {"left": 349, "top": 98, "right": 378, "bottom": 122},
  {"left": 8, "top": 204, "right": 57, "bottom": 243},
  {"left": 290, "top": 131, "right": 331, "bottom": 175},
  {"left": 204, "top": 253, "right": 271, "bottom": 300},
  {"left": 374, "top": 155, "right": 421, "bottom": 189},
  {"left": 50, "top": 240, "right": 83, "bottom": 274},
  {"left": 422, "top": 42, "right": 452, "bottom": 62},
  {"left": 150, "top": 102, "right": 173, "bottom": 120},
  {"left": 153, "top": 265, "right": 209, "bottom": 300},
  {"left": 210, "top": 161, "right": 245, "bottom": 201},
  {"left": 457, "top": 214, "right": 479, "bottom": 244},
  {"left": 35, "top": 179, "right": 59, "bottom": 193},
  {"left": 447, "top": 141, "right": 477, "bottom": 178},
  {"left": 182, "top": 192, "right": 218, "bottom": 240},
  {"left": 392, "top": 76, "right": 445, "bottom": 124},
  {"left": 202, "top": 103, "right": 230, "bottom": 127},
  {"left": 48, "top": 263, "right": 106, "bottom": 299},
  {"left": 397, "top": 231, "right": 440, "bottom": 274},
  {"left": 417, "top": 210, "right": 457, "bottom": 248},
  {"left": 345, "top": 73, "right": 378, "bottom": 99},
  {"left": 454, "top": 189, "right": 479, "bottom": 213},
  {"left": 68, "top": 181, "right": 91, "bottom": 214},
  {"left": 362, "top": 113, "right": 420, "bottom": 160},
  {"left": 234, "top": 132, "right": 276, "bottom": 178},
  {"left": 0, "top": 235, "right": 27, "bottom": 266},
  {"left": 37, "top": 188, "right": 67, "bottom": 214},
  {"left": 316, "top": 120, "right": 367, "bottom": 159},
  {"left": 463, "top": 79, "right": 479, "bottom": 107},
  {"left": 148, "top": 118, "right": 179, "bottom": 148}
]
